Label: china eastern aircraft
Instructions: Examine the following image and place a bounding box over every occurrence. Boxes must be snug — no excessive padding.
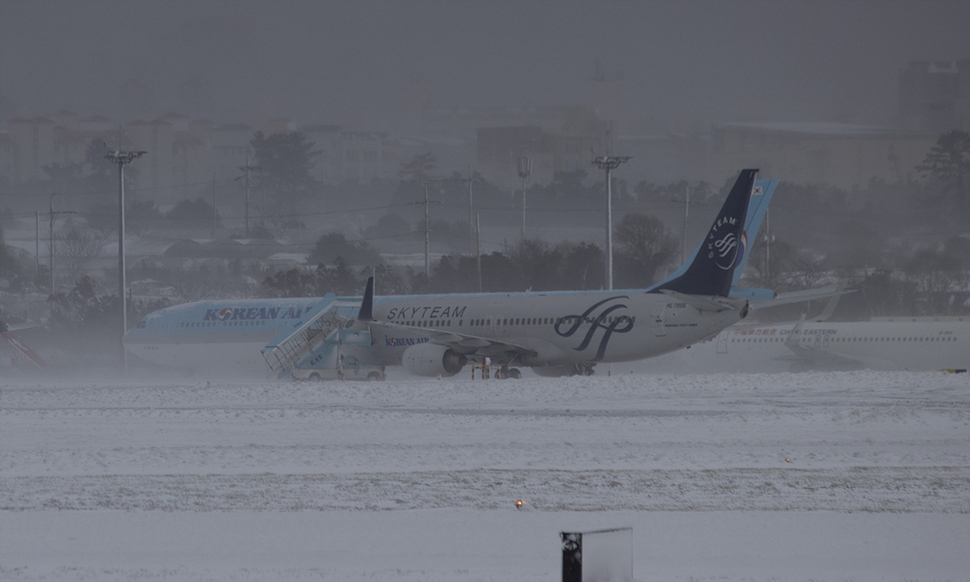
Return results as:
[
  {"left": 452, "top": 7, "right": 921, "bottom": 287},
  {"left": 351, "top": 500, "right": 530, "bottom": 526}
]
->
[
  {"left": 125, "top": 169, "right": 763, "bottom": 379},
  {"left": 672, "top": 313, "right": 969, "bottom": 373}
]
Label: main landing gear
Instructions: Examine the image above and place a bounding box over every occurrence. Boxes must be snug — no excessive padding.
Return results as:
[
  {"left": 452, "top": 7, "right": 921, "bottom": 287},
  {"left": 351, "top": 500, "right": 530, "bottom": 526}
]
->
[{"left": 496, "top": 364, "right": 522, "bottom": 380}]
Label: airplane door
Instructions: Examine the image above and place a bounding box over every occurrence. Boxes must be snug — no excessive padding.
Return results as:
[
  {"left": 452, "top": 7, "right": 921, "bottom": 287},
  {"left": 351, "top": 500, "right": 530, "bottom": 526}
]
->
[
  {"left": 654, "top": 304, "right": 666, "bottom": 337},
  {"left": 716, "top": 331, "right": 730, "bottom": 354},
  {"left": 486, "top": 315, "right": 496, "bottom": 336}
]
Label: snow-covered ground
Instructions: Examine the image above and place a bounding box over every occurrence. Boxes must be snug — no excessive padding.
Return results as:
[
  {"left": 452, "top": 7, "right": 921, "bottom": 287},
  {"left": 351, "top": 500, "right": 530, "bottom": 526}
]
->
[{"left": 2, "top": 371, "right": 968, "bottom": 581}]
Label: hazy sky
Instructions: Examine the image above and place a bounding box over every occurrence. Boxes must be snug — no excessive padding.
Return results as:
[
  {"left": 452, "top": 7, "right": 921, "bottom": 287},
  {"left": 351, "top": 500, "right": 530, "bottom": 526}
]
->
[{"left": 1, "top": 0, "right": 968, "bottom": 131}]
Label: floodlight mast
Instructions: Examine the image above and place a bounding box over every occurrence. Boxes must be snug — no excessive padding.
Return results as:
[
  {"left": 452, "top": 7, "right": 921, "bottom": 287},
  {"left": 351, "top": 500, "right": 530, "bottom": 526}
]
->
[
  {"left": 105, "top": 149, "right": 146, "bottom": 372},
  {"left": 591, "top": 154, "right": 630, "bottom": 290},
  {"left": 517, "top": 157, "right": 532, "bottom": 240}
]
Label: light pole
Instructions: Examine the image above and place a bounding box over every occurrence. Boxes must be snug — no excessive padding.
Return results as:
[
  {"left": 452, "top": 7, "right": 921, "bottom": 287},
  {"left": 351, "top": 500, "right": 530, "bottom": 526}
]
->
[
  {"left": 47, "top": 193, "right": 77, "bottom": 297},
  {"left": 517, "top": 156, "right": 532, "bottom": 240},
  {"left": 591, "top": 154, "right": 630, "bottom": 290},
  {"left": 237, "top": 152, "right": 260, "bottom": 239},
  {"left": 408, "top": 182, "right": 441, "bottom": 279},
  {"left": 105, "top": 149, "right": 146, "bottom": 372},
  {"left": 49, "top": 193, "right": 56, "bottom": 296}
]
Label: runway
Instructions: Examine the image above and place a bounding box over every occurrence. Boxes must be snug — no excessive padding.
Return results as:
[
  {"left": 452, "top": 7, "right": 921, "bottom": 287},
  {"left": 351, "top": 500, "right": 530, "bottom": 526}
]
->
[{"left": 2, "top": 370, "right": 968, "bottom": 581}]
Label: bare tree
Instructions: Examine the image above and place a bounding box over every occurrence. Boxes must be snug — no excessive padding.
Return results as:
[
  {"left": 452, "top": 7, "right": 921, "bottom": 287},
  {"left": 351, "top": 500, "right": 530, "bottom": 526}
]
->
[
  {"left": 614, "top": 213, "right": 677, "bottom": 288},
  {"left": 57, "top": 229, "right": 107, "bottom": 282}
]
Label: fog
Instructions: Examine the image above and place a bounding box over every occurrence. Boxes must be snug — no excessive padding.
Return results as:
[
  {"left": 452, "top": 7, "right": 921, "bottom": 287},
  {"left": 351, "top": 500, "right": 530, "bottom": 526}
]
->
[{"left": 2, "top": 0, "right": 968, "bottom": 129}]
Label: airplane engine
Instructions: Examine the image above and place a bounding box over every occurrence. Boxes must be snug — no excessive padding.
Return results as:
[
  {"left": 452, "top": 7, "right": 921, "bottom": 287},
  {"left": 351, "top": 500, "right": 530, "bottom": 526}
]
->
[{"left": 402, "top": 343, "right": 467, "bottom": 377}]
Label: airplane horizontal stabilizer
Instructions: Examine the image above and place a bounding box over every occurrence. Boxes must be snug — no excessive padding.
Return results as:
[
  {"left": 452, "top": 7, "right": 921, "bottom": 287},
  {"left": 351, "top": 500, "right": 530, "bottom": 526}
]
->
[
  {"left": 659, "top": 289, "right": 740, "bottom": 313},
  {"left": 750, "top": 284, "right": 853, "bottom": 311}
]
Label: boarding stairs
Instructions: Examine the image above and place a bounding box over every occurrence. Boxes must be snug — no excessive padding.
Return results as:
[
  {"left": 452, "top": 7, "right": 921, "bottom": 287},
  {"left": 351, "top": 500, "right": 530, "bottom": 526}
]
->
[{"left": 261, "top": 296, "right": 363, "bottom": 375}]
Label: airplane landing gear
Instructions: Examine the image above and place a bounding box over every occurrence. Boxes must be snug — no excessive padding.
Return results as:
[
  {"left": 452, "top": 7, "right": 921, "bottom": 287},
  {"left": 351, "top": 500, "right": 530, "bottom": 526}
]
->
[{"left": 572, "top": 363, "right": 596, "bottom": 376}]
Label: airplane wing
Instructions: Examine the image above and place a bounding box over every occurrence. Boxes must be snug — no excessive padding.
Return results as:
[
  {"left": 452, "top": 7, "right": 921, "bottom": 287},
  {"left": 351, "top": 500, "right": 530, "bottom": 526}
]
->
[{"left": 750, "top": 284, "right": 854, "bottom": 311}]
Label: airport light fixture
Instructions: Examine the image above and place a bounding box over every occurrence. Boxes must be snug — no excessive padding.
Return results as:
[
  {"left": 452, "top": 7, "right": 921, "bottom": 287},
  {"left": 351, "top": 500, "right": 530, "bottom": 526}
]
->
[
  {"left": 591, "top": 154, "right": 630, "bottom": 290},
  {"left": 105, "top": 148, "right": 146, "bottom": 372}
]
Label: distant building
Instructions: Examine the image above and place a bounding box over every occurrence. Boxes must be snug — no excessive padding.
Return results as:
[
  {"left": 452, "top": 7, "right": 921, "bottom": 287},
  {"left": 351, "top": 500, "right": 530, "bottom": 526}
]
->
[
  {"left": 301, "top": 125, "right": 342, "bottom": 182},
  {"left": 126, "top": 119, "right": 175, "bottom": 205},
  {"left": 476, "top": 119, "right": 603, "bottom": 189},
  {"left": 52, "top": 125, "right": 88, "bottom": 169},
  {"left": 586, "top": 59, "right": 632, "bottom": 134},
  {"left": 0, "top": 131, "right": 14, "bottom": 183},
  {"left": 262, "top": 118, "right": 297, "bottom": 136},
  {"left": 899, "top": 60, "right": 970, "bottom": 133},
  {"left": 210, "top": 123, "right": 254, "bottom": 185},
  {"left": 709, "top": 122, "right": 935, "bottom": 188},
  {"left": 6, "top": 117, "right": 55, "bottom": 183}
]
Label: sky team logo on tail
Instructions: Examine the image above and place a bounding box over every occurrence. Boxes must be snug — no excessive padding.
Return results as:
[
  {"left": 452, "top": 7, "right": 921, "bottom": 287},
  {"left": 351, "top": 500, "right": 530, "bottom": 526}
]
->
[
  {"left": 712, "top": 230, "right": 740, "bottom": 270},
  {"left": 733, "top": 230, "right": 748, "bottom": 270}
]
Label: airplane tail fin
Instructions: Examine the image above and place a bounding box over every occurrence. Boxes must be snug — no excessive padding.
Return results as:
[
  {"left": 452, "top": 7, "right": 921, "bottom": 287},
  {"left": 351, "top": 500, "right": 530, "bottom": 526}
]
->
[
  {"left": 653, "top": 169, "right": 757, "bottom": 297},
  {"left": 358, "top": 276, "right": 375, "bottom": 322},
  {"left": 730, "top": 178, "right": 776, "bottom": 287}
]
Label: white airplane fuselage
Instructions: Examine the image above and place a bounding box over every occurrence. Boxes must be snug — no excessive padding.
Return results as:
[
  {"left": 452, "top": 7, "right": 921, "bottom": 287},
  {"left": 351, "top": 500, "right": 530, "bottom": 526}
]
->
[
  {"left": 677, "top": 319, "right": 969, "bottom": 373},
  {"left": 369, "top": 291, "right": 745, "bottom": 368},
  {"left": 124, "top": 291, "right": 748, "bottom": 377},
  {"left": 125, "top": 169, "right": 761, "bottom": 379}
]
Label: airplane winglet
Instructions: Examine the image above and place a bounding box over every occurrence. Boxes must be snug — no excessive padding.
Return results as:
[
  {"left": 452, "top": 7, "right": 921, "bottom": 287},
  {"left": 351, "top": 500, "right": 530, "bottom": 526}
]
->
[{"left": 358, "top": 276, "right": 375, "bottom": 322}]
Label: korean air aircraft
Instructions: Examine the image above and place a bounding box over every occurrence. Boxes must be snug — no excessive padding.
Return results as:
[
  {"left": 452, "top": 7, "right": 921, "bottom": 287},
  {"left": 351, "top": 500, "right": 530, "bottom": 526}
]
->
[{"left": 125, "top": 169, "right": 763, "bottom": 379}]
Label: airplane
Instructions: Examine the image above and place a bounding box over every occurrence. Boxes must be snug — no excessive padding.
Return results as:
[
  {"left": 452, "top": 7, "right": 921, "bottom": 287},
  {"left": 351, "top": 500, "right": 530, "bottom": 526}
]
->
[
  {"left": 124, "top": 169, "right": 762, "bottom": 379},
  {"left": 670, "top": 316, "right": 969, "bottom": 373},
  {"left": 0, "top": 320, "right": 49, "bottom": 371}
]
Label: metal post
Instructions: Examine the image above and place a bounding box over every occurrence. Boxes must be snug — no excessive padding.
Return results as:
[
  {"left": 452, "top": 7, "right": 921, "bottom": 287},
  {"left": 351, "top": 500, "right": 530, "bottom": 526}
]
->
[
  {"left": 517, "top": 157, "right": 531, "bottom": 240},
  {"left": 49, "top": 193, "right": 55, "bottom": 296},
  {"left": 591, "top": 154, "right": 630, "bottom": 291},
  {"left": 606, "top": 167, "right": 613, "bottom": 290},
  {"left": 237, "top": 153, "right": 260, "bottom": 239},
  {"left": 35, "top": 211, "right": 40, "bottom": 276},
  {"left": 468, "top": 166, "right": 474, "bottom": 253},
  {"left": 212, "top": 173, "right": 217, "bottom": 239},
  {"left": 424, "top": 183, "right": 430, "bottom": 279},
  {"left": 682, "top": 185, "right": 690, "bottom": 264},
  {"left": 118, "top": 161, "right": 127, "bottom": 370},
  {"left": 475, "top": 212, "right": 482, "bottom": 292},
  {"left": 245, "top": 152, "right": 251, "bottom": 239},
  {"left": 105, "top": 149, "right": 146, "bottom": 372}
]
